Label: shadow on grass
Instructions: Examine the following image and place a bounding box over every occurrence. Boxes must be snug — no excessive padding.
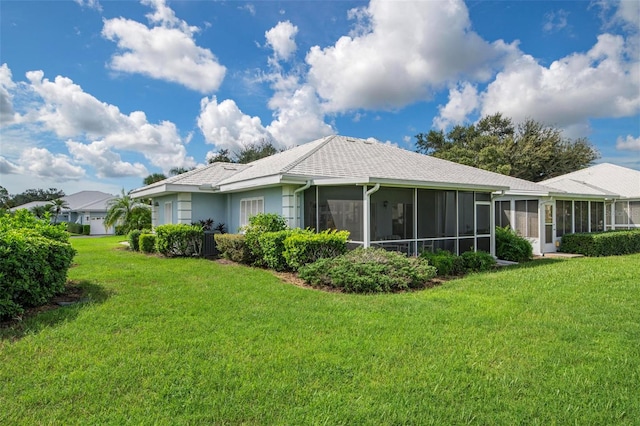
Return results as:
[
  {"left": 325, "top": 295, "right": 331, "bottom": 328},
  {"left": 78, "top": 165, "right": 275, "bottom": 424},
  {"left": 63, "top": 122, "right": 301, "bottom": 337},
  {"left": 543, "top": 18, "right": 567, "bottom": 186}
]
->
[
  {"left": 0, "top": 280, "right": 111, "bottom": 342},
  {"left": 495, "top": 257, "right": 567, "bottom": 273}
]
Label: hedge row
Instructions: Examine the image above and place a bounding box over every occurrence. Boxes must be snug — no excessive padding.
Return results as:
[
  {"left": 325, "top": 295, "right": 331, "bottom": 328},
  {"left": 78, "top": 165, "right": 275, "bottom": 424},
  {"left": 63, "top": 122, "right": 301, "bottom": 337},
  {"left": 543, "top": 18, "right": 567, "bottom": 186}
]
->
[
  {"left": 495, "top": 226, "right": 533, "bottom": 262},
  {"left": 419, "top": 249, "right": 496, "bottom": 276},
  {"left": 0, "top": 211, "right": 76, "bottom": 320},
  {"left": 155, "top": 224, "right": 203, "bottom": 257},
  {"left": 560, "top": 229, "right": 640, "bottom": 256}
]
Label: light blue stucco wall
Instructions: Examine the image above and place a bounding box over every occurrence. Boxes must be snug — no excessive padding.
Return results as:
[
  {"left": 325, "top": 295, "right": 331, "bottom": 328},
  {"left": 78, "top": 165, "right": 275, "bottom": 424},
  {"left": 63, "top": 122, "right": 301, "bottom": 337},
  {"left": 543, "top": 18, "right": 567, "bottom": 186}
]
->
[
  {"left": 191, "top": 193, "right": 226, "bottom": 228},
  {"left": 154, "top": 194, "right": 178, "bottom": 225},
  {"left": 229, "top": 187, "right": 283, "bottom": 233}
]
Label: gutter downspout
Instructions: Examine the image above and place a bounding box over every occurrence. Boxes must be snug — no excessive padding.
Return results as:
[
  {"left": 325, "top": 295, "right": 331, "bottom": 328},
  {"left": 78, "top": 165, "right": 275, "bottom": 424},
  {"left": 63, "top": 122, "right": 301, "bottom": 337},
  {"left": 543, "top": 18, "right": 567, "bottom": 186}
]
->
[
  {"left": 293, "top": 180, "right": 312, "bottom": 229},
  {"left": 364, "top": 183, "right": 381, "bottom": 248}
]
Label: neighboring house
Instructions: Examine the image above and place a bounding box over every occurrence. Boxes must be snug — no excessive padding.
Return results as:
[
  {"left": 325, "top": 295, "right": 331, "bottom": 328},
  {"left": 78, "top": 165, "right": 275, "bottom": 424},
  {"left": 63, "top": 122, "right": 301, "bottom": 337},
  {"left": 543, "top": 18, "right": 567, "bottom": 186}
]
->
[
  {"left": 10, "top": 191, "right": 116, "bottom": 235},
  {"left": 130, "top": 136, "right": 634, "bottom": 256}
]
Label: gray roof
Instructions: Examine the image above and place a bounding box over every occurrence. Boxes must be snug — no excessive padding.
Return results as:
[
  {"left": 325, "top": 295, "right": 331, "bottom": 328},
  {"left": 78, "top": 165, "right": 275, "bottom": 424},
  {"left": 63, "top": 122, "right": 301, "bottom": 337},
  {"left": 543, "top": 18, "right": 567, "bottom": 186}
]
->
[
  {"left": 11, "top": 191, "right": 115, "bottom": 212},
  {"left": 218, "top": 135, "right": 550, "bottom": 193},
  {"left": 541, "top": 163, "right": 640, "bottom": 199}
]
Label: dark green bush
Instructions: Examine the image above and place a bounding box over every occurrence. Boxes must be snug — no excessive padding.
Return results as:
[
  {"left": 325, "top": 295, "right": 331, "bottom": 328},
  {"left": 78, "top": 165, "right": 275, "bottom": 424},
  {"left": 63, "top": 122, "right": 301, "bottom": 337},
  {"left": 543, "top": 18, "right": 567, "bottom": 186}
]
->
[
  {"left": 283, "top": 229, "right": 350, "bottom": 271},
  {"left": 155, "top": 224, "right": 203, "bottom": 257},
  {"left": 67, "top": 222, "right": 83, "bottom": 234},
  {"left": 460, "top": 250, "right": 496, "bottom": 272},
  {"left": 82, "top": 224, "right": 91, "bottom": 235},
  {"left": 560, "top": 229, "right": 640, "bottom": 256},
  {"left": 139, "top": 234, "right": 156, "bottom": 253},
  {"left": 242, "top": 213, "right": 288, "bottom": 266},
  {"left": 214, "top": 234, "right": 250, "bottom": 263},
  {"left": 0, "top": 211, "right": 76, "bottom": 320},
  {"left": 419, "top": 249, "right": 465, "bottom": 276},
  {"left": 127, "top": 229, "right": 143, "bottom": 251},
  {"left": 259, "top": 229, "right": 304, "bottom": 271},
  {"left": 495, "top": 226, "right": 533, "bottom": 262},
  {"left": 299, "top": 247, "right": 436, "bottom": 293},
  {"left": 114, "top": 225, "right": 127, "bottom": 236}
]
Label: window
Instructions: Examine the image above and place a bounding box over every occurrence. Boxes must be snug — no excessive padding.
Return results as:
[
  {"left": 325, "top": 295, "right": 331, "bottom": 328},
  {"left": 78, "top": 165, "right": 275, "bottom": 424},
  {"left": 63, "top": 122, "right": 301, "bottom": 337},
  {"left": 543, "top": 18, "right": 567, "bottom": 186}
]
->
[
  {"left": 164, "top": 202, "right": 173, "bottom": 224},
  {"left": 556, "top": 200, "right": 573, "bottom": 237},
  {"left": 574, "top": 201, "right": 589, "bottom": 233},
  {"left": 495, "top": 200, "right": 511, "bottom": 228},
  {"left": 458, "top": 192, "right": 475, "bottom": 236},
  {"left": 630, "top": 202, "right": 640, "bottom": 225},
  {"left": 590, "top": 202, "right": 605, "bottom": 232},
  {"left": 371, "top": 187, "right": 414, "bottom": 240},
  {"left": 417, "top": 190, "right": 457, "bottom": 238},
  {"left": 615, "top": 202, "right": 629, "bottom": 225},
  {"left": 317, "top": 187, "right": 363, "bottom": 241},
  {"left": 515, "top": 200, "right": 539, "bottom": 238},
  {"left": 240, "top": 197, "right": 264, "bottom": 228}
]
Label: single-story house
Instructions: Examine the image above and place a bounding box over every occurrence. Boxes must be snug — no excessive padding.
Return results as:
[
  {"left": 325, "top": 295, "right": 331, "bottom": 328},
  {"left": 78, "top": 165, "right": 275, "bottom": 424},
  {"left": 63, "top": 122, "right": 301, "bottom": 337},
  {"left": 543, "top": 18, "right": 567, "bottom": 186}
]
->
[
  {"left": 10, "top": 191, "right": 116, "bottom": 235},
  {"left": 130, "top": 135, "right": 634, "bottom": 256}
]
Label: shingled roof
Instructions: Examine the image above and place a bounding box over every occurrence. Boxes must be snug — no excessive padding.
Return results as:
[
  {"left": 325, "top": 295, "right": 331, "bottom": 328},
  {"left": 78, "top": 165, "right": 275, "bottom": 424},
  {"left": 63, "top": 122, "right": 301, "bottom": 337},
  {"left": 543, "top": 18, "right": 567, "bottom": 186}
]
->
[{"left": 541, "top": 163, "right": 640, "bottom": 199}]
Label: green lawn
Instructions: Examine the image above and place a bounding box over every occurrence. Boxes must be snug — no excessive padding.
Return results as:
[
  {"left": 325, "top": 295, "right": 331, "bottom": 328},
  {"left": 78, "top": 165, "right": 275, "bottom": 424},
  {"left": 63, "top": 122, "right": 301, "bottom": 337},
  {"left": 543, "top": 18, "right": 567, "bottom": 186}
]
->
[{"left": 2, "top": 236, "right": 639, "bottom": 425}]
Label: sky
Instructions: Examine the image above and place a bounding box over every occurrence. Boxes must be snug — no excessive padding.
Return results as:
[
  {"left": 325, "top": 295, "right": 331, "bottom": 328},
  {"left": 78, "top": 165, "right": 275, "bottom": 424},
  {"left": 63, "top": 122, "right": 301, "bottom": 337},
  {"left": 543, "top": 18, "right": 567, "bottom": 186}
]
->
[{"left": 0, "top": 0, "right": 639, "bottom": 197}]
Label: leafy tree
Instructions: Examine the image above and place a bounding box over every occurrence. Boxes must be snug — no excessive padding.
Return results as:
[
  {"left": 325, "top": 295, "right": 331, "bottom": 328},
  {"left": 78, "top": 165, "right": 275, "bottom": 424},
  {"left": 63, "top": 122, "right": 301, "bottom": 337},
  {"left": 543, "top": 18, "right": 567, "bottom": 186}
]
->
[
  {"left": 104, "top": 189, "right": 151, "bottom": 234},
  {"left": 207, "top": 140, "right": 280, "bottom": 164},
  {"left": 0, "top": 186, "right": 9, "bottom": 209},
  {"left": 48, "top": 198, "right": 70, "bottom": 223},
  {"left": 5, "top": 188, "right": 65, "bottom": 208},
  {"left": 415, "top": 113, "right": 599, "bottom": 182},
  {"left": 169, "top": 167, "right": 195, "bottom": 176},
  {"left": 143, "top": 173, "right": 167, "bottom": 186}
]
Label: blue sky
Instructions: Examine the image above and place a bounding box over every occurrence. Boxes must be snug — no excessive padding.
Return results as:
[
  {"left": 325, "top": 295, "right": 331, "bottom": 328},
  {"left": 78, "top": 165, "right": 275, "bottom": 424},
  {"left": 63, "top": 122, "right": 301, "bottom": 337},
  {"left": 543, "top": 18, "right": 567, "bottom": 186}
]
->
[{"left": 1, "top": 0, "right": 638, "bottom": 196}]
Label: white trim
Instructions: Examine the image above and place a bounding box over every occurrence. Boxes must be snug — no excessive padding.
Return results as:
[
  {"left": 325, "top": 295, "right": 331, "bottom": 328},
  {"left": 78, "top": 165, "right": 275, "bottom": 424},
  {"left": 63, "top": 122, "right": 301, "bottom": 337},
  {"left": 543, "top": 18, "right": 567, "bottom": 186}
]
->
[{"left": 239, "top": 197, "right": 264, "bottom": 228}]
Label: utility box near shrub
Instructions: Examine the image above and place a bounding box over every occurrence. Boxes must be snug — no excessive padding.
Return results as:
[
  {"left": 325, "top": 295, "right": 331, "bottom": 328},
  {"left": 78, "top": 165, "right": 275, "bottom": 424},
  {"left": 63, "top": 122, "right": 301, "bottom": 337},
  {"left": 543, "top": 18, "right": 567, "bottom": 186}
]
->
[{"left": 202, "top": 231, "right": 218, "bottom": 259}]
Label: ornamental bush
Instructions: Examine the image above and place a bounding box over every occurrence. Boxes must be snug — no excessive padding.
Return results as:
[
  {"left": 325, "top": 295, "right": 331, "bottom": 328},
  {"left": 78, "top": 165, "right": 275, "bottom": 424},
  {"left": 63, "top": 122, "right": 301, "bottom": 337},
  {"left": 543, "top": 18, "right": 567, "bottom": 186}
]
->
[
  {"left": 155, "top": 224, "right": 203, "bottom": 257},
  {"left": 460, "top": 250, "right": 496, "bottom": 272},
  {"left": 139, "top": 233, "right": 156, "bottom": 254},
  {"left": 495, "top": 226, "right": 533, "bottom": 262},
  {"left": 67, "top": 222, "right": 83, "bottom": 234},
  {"left": 82, "top": 225, "right": 91, "bottom": 235},
  {"left": 419, "top": 249, "right": 465, "bottom": 276},
  {"left": 560, "top": 229, "right": 640, "bottom": 256},
  {"left": 242, "top": 213, "right": 288, "bottom": 266},
  {"left": 299, "top": 247, "right": 436, "bottom": 293},
  {"left": 259, "top": 229, "right": 304, "bottom": 271},
  {"left": 0, "top": 211, "right": 76, "bottom": 320},
  {"left": 127, "top": 229, "right": 143, "bottom": 251},
  {"left": 214, "top": 234, "right": 250, "bottom": 263},
  {"left": 283, "top": 229, "right": 350, "bottom": 271}
]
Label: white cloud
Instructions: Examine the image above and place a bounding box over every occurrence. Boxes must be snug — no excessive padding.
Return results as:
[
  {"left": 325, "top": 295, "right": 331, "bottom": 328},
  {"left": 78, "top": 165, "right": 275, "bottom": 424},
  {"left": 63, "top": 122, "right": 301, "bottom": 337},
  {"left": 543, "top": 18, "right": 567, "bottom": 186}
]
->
[
  {"left": 433, "top": 82, "right": 479, "bottom": 130},
  {"left": 0, "top": 63, "right": 17, "bottom": 125},
  {"left": 102, "top": 0, "right": 226, "bottom": 93},
  {"left": 0, "top": 156, "right": 21, "bottom": 174},
  {"left": 74, "top": 0, "right": 102, "bottom": 11},
  {"left": 479, "top": 34, "right": 639, "bottom": 129},
  {"left": 306, "top": 0, "right": 517, "bottom": 112},
  {"left": 19, "top": 147, "right": 86, "bottom": 180},
  {"left": 616, "top": 135, "right": 640, "bottom": 151},
  {"left": 239, "top": 4, "right": 256, "bottom": 16},
  {"left": 23, "top": 69, "right": 195, "bottom": 172},
  {"left": 595, "top": 0, "right": 640, "bottom": 32},
  {"left": 66, "top": 140, "right": 149, "bottom": 178},
  {"left": 265, "top": 21, "right": 298, "bottom": 62},
  {"left": 543, "top": 10, "right": 569, "bottom": 33}
]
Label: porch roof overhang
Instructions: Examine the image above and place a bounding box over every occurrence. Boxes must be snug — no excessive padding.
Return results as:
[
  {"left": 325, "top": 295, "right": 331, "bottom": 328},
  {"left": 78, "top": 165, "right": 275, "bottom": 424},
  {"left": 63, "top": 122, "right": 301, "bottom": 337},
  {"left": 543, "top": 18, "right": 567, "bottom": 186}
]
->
[
  {"left": 310, "top": 176, "right": 509, "bottom": 192},
  {"left": 130, "top": 183, "right": 214, "bottom": 199},
  {"left": 548, "top": 191, "right": 619, "bottom": 201}
]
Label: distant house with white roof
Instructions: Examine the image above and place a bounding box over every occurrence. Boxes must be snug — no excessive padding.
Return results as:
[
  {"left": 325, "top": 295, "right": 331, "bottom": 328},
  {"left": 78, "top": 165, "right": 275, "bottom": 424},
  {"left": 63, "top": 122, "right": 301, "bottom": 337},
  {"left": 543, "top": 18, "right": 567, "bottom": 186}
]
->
[
  {"left": 130, "top": 135, "right": 639, "bottom": 256},
  {"left": 11, "top": 191, "right": 116, "bottom": 235}
]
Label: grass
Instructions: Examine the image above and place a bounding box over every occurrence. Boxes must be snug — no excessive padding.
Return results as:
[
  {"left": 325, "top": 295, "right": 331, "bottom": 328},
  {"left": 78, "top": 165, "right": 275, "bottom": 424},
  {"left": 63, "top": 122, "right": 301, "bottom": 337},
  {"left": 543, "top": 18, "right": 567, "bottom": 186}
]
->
[{"left": 1, "top": 236, "right": 639, "bottom": 424}]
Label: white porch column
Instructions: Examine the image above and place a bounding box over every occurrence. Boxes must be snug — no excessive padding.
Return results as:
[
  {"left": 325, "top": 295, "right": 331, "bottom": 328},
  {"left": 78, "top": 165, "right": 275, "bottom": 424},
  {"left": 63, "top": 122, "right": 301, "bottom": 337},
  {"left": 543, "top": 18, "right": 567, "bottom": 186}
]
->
[
  {"left": 151, "top": 201, "right": 158, "bottom": 229},
  {"left": 177, "top": 193, "right": 192, "bottom": 224},
  {"left": 281, "top": 185, "right": 295, "bottom": 228}
]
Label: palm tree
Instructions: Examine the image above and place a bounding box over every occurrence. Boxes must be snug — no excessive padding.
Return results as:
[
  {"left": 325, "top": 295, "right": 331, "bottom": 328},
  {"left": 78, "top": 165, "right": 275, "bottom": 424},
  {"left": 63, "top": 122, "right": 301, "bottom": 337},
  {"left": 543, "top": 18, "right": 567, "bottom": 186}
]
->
[
  {"left": 104, "top": 189, "right": 151, "bottom": 234},
  {"left": 48, "top": 198, "right": 70, "bottom": 223},
  {"left": 30, "top": 204, "right": 52, "bottom": 219}
]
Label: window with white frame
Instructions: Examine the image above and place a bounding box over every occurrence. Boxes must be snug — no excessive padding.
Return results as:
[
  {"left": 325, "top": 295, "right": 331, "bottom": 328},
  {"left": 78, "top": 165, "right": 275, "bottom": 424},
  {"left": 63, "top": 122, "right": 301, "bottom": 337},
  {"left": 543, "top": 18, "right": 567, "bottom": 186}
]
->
[
  {"left": 515, "top": 200, "right": 539, "bottom": 238},
  {"left": 240, "top": 197, "right": 264, "bottom": 228}
]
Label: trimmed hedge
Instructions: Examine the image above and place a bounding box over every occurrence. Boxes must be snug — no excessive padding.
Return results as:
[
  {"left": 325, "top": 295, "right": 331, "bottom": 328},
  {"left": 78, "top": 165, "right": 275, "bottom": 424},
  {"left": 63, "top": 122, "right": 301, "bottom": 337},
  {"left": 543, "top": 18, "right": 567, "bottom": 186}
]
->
[
  {"left": 259, "top": 229, "right": 303, "bottom": 271},
  {"left": 155, "top": 224, "right": 203, "bottom": 257},
  {"left": 560, "top": 229, "right": 640, "bottom": 256},
  {"left": 495, "top": 226, "right": 533, "bottom": 262},
  {"left": 0, "top": 211, "right": 76, "bottom": 320},
  {"left": 127, "top": 229, "right": 143, "bottom": 251},
  {"left": 283, "top": 230, "right": 350, "bottom": 271},
  {"left": 82, "top": 224, "right": 91, "bottom": 235},
  {"left": 242, "top": 213, "right": 288, "bottom": 266},
  {"left": 299, "top": 248, "right": 436, "bottom": 293},
  {"left": 67, "top": 222, "right": 83, "bottom": 234},
  {"left": 214, "top": 234, "right": 250, "bottom": 263},
  {"left": 461, "top": 250, "right": 497, "bottom": 272},
  {"left": 139, "top": 234, "right": 156, "bottom": 253},
  {"left": 419, "top": 249, "right": 465, "bottom": 276}
]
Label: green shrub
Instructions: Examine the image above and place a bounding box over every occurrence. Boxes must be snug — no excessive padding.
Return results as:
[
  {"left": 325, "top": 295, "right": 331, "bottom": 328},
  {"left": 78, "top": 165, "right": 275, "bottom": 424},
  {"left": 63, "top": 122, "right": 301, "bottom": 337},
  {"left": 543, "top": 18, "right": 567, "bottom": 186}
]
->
[
  {"left": 214, "top": 234, "right": 250, "bottom": 263},
  {"left": 114, "top": 225, "right": 127, "bottom": 236},
  {"left": 67, "top": 222, "right": 83, "bottom": 234},
  {"left": 242, "top": 213, "right": 288, "bottom": 266},
  {"left": 299, "top": 248, "right": 436, "bottom": 293},
  {"left": 259, "top": 229, "right": 304, "bottom": 271},
  {"left": 82, "top": 224, "right": 91, "bottom": 235},
  {"left": 560, "top": 229, "right": 640, "bottom": 256},
  {"left": 127, "top": 229, "right": 143, "bottom": 251},
  {"left": 0, "top": 211, "right": 76, "bottom": 320},
  {"left": 139, "top": 234, "right": 156, "bottom": 254},
  {"left": 283, "top": 229, "right": 350, "bottom": 271},
  {"left": 419, "top": 249, "right": 465, "bottom": 276},
  {"left": 495, "top": 226, "right": 533, "bottom": 262},
  {"left": 460, "top": 250, "right": 496, "bottom": 272},
  {"left": 155, "top": 224, "right": 203, "bottom": 257}
]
